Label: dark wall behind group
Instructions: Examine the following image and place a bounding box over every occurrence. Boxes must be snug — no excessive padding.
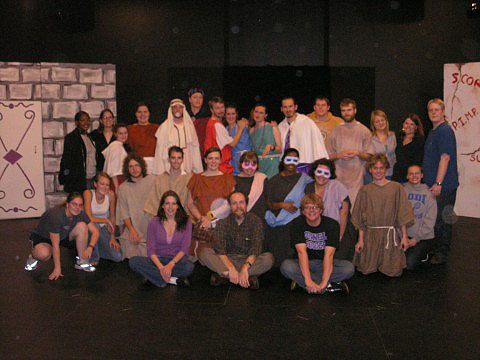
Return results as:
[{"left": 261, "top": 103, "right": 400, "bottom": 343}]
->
[{"left": 1, "top": 0, "right": 479, "bottom": 130}]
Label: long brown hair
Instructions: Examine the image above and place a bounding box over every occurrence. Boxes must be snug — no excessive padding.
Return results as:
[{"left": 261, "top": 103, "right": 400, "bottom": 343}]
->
[{"left": 156, "top": 190, "right": 189, "bottom": 231}]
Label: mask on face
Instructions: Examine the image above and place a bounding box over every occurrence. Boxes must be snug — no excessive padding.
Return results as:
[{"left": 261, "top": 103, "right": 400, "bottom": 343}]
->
[
  {"left": 314, "top": 167, "right": 331, "bottom": 179},
  {"left": 241, "top": 161, "right": 257, "bottom": 170},
  {"left": 283, "top": 156, "right": 299, "bottom": 166}
]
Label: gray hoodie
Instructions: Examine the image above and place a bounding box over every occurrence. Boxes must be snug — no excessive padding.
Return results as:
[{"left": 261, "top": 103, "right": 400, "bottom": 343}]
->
[{"left": 403, "top": 183, "right": 437, "bottom": 241}]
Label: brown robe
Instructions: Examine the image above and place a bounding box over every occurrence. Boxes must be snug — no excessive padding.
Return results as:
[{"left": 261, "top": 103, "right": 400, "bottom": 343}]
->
[
  {"left": 144, "top": 172, "right": 192, "bottom": 216},
  {"left": 351, "top": 181, "right": 414, "bottom": 277}
]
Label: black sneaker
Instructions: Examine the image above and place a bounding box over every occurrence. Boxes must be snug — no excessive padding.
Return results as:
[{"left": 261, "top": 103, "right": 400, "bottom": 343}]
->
[
  {"left": 325, "top": 281, "right": 349, "bottom": 295},
  {"left": 176, "top": 277, "right": 191, "bottom": 288},
  {"left": 248, "top": 276, "right": 260, "bottom": 290},
  {"left": 429, "top": 254, "right": 447, "bottom": 265},
  {"left": 421, "top": 253, "right": 430, "bottom": 263},
  {"left": 210, "top": 273, "right": 226, "bottom": 287}
]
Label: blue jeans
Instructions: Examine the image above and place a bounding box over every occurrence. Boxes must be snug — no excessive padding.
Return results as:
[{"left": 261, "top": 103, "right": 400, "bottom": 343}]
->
[
  {"left": 432, "top": 189, "right": 457, "bottom": 258},
  {"left": 129, "top": 256, "right": 194, "bottom": 287},
  {"left": 280, "top": 258, "right": 354, "bottom": 288},
  {"left": 89, "top": 225, "right": 123, "bottom": 263}
]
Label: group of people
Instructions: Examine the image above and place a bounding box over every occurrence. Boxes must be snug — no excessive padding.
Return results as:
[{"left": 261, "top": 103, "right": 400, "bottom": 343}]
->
[{"left": 24, "top": 90, "right": 458, "bottom": 295}]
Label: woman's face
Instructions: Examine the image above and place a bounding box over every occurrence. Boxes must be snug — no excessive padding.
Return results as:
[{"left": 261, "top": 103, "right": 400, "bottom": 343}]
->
[
  {"left": 402, "top": 118, "right": 417, "bottom": 136},
  {"left": 94, "top": 176, "right": 110, "bottom": 196},
  {"left": 373, "top": 115, "right": 387, "bottom": 132},
  {"left": 205, "top": 151, "right": 221, "bottom": 171},
  {"left": 135, "top": 105, "right": 150, "bottom": 125},
  {"left": 314, "top": 164, "right": 331, "bottom": 186},
  {"left": 225, "top": 107, "right": 237, "bottom": 126},
  {"left": 100, "top": 111, "right": 115, "bottom": 129},
  {"left": 162, "top": 195, "right": 178, "bottom": 218},
  {"left": 241, "top": 159, "right": 257, "bottom": 177},
  {"left": 66, "top": 196, "right": 83, "bottom": 216},
  {"left": 253, "top": 106, "right": 267, "bottom": 123},
  {"left": 283, "top": 151, "right": 299, "bottom": 172},
  {"left": 115, "top": 127, "right": 128, "bottom": 143},
  {"left": 76, "top": 113, "right": 91, "bottom": 133}
]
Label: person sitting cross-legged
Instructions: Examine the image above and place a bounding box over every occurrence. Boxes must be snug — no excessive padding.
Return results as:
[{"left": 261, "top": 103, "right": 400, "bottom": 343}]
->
[
  {"left": 198, "top": 191, "right": 274, "bottom": 289},
  {"left": 280, "top": 193, "right": 354, "bottom": 294}
]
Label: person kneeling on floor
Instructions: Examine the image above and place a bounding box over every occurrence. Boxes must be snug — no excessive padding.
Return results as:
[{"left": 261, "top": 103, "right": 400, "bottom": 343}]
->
[
  {"left": 280, "top": 193, "right": 354, "bottom": 294},
  {"left": 199, "top": 191, "right": 274, "bottom": 289},
  {"left": 24, "top": 192, "right": 99, "bottom": 279}
]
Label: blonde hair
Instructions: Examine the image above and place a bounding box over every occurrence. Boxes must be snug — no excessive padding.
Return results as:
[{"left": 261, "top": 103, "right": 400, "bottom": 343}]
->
[
  {"left": 370, "top": 109, "right": 389, "bottom": 136},
  {"left": 300, "top": 193, "right": 324, "bottom": 212},
  {"left": 427, "top": 98, "right": 445, "bottom": 111}
]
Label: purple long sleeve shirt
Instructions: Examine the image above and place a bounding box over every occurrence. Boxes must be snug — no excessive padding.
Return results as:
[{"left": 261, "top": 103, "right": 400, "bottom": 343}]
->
[{"left": 146, "top": 217, "right": 192, "bottom": 258}]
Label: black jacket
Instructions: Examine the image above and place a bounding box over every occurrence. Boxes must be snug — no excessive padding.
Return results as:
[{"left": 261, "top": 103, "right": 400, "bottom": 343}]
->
[{"left": 59, "top": 128, "right": 95, "bottom": 193}]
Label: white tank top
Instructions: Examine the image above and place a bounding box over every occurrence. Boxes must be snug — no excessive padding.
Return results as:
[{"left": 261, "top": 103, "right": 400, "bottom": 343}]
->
[{"left": 90, "top": 190, "right": 110, "bottom": 225}]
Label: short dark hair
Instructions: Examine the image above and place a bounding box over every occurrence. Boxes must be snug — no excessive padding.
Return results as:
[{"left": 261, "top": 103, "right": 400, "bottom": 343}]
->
[
  {"left": 281, "top": 96, "right": 296, "bottom": 105},
  {"left": 309, "top": 158, "right": 336, "bottom": 179},
  {"left": 168, "top": 146, "right": 184, "bottom": 158},
  {"left": 188, "top": 88, "right": 205, "bottom": 98},
  {"left": 340, "top": 98, "right": 356, "bottom": 109},
  {"left": 113, "top": 123, "right": 128, "bottom": 134},
  {"left": 122, "top": 152, "right": 147, "bottom": 181},
  {"left": 209, "top": 96, "right": 224, "bottom": 109},
  {"left": 204, "top": 146, "right": 222, "bottom": 159},
  {"left": 135, "top": 102, "right": 150, "bottom": 112},
  {"left": 227, "top": 191, "right": 248, "bottom": 206},
  {"left": 156, "top": 190, "right": 189, "bottom": 231},
  {"left": 74, "top": 111, "right": 90, "bottom": 122},
  {"left": 314, "top": 96, "right": 330, "bottom": 106},
  {"left": 279, "top": 148, "right": 300, "bottom": 172}
]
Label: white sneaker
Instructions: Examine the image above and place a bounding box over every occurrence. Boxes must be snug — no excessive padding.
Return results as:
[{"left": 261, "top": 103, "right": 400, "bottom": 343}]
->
[
  {"left": 25, "top": 254, "right": 38, "bottom": 271},
  {"left": 74, "top": 256, "right": 96, "bottom": 272}
]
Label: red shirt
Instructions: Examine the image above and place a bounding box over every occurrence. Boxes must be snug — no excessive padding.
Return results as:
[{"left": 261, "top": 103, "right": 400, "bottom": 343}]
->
[{"left": 204, "top": 117, "right": 233, "bottom": 174}]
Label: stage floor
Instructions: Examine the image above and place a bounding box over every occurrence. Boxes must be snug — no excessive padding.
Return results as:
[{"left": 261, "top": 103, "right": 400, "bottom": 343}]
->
[{"left": 1, "top": 216, "right": 479, "bottom": 359}]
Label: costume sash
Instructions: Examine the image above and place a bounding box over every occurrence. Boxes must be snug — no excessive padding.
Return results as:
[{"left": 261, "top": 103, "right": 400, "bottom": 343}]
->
[
  {"left": 247, "top": 172, "right": 267, "bottom": 212},
  {"left": 265, "top": 173, "right": 313, "bottom": 227}
]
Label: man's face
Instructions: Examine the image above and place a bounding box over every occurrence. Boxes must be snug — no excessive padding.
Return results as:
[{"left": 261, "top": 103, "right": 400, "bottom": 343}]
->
[
  {"left": 128, "top": 159, "right": 143, "bottom": 179},
  {"left": 211, "top": 102, "right": 225, "bottom": 120},
  {"left": 428, "top": 102, "right": 444, "bottom": 124},
  {"left": 230, "top": 192, "right": 247, "bottom": 218},
  {"left": 369, "top": 161, "right": 386, "bottom": 181},
  {"left": 302, "top": 202, "right": 322, "bottom": 223},
  {"left": 340, "top": 104, "right": 356, "bottom": 122},
  {"left": 171, "top": 104, "right": 183, "bottom": 118},
  {"left": 314, "top": 99, "right": 329, "bottom": 117},
  {"left": 281, "top": 98, "right": 297, "bottom": 118},
  {"left": 169, "top": 151, "right": 184, "bottom": 171},
  {"left": 76, "top": 113, "right": 91, "bottom": 133},
  {"left": 189, "top": 92, "right": 203, "bottom": 108},
  {"left": 406, "top": 165, "right": 423, "bottom": 185}
]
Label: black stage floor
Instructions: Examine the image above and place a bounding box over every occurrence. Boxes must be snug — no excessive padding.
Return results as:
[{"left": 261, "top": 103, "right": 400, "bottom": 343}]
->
[{"left": 1, "top": 216, "right": 479, "bottom": 359}]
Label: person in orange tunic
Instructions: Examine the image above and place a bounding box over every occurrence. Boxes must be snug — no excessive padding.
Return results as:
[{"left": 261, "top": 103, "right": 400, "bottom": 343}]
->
[
  {"left": 187, "top": 147, "right": 236, "bottom": 256},
  {"left": 127, "top": 102, "right": 159, "bottom": 158}
]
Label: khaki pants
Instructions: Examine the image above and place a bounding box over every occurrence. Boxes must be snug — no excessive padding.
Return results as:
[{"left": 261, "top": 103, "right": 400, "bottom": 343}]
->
[{"left": 199, "top": 248, "right": 274, "bottom": 277}]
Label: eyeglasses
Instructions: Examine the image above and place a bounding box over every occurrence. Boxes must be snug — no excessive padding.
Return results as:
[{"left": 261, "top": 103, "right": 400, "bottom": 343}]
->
[{"left": 303, "top": 205, "right": 321, "bottom": 210}]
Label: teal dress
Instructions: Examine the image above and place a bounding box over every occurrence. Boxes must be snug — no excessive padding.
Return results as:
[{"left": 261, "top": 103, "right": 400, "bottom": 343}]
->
[{"left": 251, "top": 124, "right": 281, "bottom": 179}]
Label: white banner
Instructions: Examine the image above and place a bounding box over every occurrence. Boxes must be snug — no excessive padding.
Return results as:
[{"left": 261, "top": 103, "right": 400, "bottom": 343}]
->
[
  {"left": 444, "top": 62, "right": 480, "bottom": 218},
  {"left": 0, "top": 101, "right": 45, "bottom": 219}
]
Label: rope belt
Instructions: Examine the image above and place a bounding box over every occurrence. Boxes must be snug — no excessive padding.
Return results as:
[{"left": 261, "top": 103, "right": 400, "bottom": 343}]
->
[{"left": 367, "top": 226, "right": 397, "bottom": 249}]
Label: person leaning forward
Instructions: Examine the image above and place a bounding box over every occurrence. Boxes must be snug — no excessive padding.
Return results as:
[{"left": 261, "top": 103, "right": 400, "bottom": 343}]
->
[{"left": 198, "top": 191, "right": 274, "bottom": 289}]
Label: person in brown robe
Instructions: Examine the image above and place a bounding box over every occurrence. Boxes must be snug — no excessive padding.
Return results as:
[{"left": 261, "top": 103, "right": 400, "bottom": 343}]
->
[{"left": 352, "top": 154, "right": 414, "bottom": 277}]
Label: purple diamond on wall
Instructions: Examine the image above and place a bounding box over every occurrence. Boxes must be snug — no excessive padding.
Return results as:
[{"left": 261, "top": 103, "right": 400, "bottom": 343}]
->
[{"left": 3, "top": 149, "right": 23, "bottom": 165}]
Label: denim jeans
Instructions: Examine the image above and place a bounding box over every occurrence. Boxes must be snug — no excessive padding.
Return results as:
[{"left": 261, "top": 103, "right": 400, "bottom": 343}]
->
[
  {"left": 432, "top": 189, "right": 457, "bottom": 258},
  {"left": 129, "top": 256, "right": 194, "bottom": 287},
  {"left": 405, "top": 240, "right": 432, "bottom": 270},
  {"left": 89, "top": 225, "right": 123, "bottom": 263},
  {"left": 280, "top": 258, "right": 354, "bottom": 288}
]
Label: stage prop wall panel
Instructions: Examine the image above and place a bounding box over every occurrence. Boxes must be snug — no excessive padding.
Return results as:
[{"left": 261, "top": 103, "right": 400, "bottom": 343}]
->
[
  {"left": 444, "top": 62, "right": 480, "bottom": 218},
  {"left": 0, "top": 101, "right": 45, "bottom": 219},
  {"left": 0, "top": 62, "right": 116, "bottom": 209}
]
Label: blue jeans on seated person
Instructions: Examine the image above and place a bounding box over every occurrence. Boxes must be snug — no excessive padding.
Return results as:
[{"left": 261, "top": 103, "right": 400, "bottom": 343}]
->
[
  {"left": 280, "top": 258, "right": 354, "bottom": 288},
  {"left": 129, "top": 256, "right": 194, "bottom": 287},
  {"left": 89, "top": 225, "right": 123, "bottom": 264}
]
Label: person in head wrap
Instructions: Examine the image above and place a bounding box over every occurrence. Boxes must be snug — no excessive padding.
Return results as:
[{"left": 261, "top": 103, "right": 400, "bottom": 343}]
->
[{"left": 152, "top": 99, "right": 203, "bottom": 175}]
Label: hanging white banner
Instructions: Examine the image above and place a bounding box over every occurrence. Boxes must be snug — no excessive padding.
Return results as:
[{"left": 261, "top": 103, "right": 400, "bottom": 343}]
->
[{"left": 444, "top": 62, "right": 480, "bottom": 218}]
